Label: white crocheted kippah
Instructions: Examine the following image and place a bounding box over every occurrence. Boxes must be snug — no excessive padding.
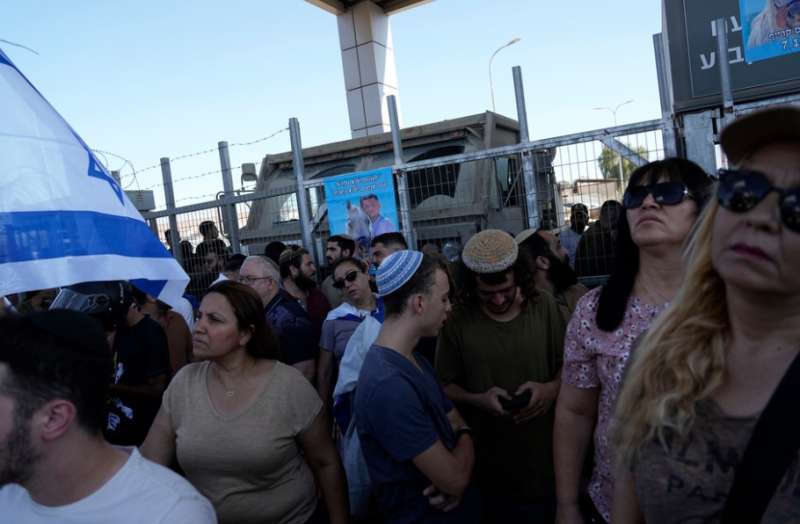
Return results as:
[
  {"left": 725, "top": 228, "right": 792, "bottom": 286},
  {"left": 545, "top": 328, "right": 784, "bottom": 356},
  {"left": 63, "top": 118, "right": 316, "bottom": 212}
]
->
[{"left": 462, "top": 229, "right": 518, "bottom": 274}]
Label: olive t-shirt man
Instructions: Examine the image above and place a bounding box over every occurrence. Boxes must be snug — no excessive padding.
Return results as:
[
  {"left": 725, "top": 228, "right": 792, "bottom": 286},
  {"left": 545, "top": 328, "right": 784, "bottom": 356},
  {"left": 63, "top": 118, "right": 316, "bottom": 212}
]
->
[{"left": 436, "top": 291, "right": 566, "bottom": 503}]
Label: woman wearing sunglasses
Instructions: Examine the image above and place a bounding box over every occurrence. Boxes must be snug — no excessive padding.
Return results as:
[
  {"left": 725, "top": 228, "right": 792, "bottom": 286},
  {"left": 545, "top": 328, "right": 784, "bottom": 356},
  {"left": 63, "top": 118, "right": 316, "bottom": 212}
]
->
[
  {"left": 317, "top": 257, "right": 381, "bottom": 420},
  {"left": 612, "top": 107, "right": 800, "bottom": 523},
  {"left": 554, "top": 158, "right": 713, "bottom": 524}
]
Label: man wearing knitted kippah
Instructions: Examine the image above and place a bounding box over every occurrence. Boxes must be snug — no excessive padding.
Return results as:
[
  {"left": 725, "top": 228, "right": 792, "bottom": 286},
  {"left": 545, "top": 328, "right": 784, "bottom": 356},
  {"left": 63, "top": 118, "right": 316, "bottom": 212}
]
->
[
  {"left": 355, "top": 251, "right": 480, "bottom": 523},
  {"left": 436, "top": 229, "right": 567, "bottom": 523}
]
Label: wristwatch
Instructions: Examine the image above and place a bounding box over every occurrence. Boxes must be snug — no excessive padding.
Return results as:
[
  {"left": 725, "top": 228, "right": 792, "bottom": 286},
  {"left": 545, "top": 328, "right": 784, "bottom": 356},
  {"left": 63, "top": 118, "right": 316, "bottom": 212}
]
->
[{"left": 454, "top": 426, "right": 474, "bottom": 441}]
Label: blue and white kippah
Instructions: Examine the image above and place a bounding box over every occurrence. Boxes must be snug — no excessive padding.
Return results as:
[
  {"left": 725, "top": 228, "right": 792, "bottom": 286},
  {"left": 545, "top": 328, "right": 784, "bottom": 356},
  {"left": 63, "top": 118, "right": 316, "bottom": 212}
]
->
[{"left": 376, "top": 250, "right": 424, "bottom": 297}]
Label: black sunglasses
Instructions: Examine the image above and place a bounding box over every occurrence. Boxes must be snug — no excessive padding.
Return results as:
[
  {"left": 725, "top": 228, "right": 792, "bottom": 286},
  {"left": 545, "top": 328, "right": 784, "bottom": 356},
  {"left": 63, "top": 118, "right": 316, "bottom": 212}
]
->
[
  {"left": 623, "top": 181, "right": 692, "bottom": 209},
  {"left": 717, "top": 169, "right": 800, "bottom": 233},
  {"left": 333, "top": 269, "right": 360, "bottom": 289}
]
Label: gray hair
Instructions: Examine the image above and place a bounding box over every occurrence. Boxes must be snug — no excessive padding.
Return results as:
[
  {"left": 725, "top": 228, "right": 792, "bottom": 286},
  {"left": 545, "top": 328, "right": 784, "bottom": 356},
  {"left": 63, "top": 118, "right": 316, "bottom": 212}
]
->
[{"left": 243, "top": 255, "right": 280, "bottom": 282}]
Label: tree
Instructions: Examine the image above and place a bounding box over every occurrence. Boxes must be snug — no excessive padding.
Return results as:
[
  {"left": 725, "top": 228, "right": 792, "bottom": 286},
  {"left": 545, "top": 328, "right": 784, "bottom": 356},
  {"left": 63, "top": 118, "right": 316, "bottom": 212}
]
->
[{"left": 597, "top": 145, "right": 648, "bottom": 182}]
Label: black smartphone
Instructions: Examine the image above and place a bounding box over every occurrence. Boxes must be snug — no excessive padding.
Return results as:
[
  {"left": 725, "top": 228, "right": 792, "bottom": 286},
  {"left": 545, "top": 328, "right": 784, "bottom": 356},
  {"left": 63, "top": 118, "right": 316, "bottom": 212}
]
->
[{"left": 499, "top": 390, "right": 532, "bottom": 412}]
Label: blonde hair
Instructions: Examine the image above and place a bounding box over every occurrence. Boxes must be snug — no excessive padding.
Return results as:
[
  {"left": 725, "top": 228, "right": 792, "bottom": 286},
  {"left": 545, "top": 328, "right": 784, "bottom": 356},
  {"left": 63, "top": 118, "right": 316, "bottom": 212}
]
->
[{"left": 613, "top": 198, "right": 729, "bottom": 467}]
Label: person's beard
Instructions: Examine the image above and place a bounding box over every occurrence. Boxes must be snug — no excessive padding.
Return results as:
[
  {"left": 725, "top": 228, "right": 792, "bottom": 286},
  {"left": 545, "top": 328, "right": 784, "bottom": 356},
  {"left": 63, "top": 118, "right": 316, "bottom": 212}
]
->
[
  {"left": 572, "top": 217, "right": 587, "bottom": 234},
  {"left": 485, "top": 300, "right": 513, "bottom": 315},
  {"left": 296, "top": 273, "right": 317, "bottom": 292},
  {"left": 0, "top": 406, "right": 39, "bottom": 486},
  {"left": 482, "top": 290, "right": 517, "bottom": 315}
]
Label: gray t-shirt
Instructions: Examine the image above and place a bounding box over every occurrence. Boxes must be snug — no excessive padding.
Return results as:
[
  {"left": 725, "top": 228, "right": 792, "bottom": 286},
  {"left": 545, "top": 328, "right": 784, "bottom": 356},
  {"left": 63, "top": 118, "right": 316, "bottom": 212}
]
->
[
  {"left": 320, "top": 301, "right": 379, "bottom": 361},
  {"left": 633, "top": 398, "right": 800, "bottom": 523}
]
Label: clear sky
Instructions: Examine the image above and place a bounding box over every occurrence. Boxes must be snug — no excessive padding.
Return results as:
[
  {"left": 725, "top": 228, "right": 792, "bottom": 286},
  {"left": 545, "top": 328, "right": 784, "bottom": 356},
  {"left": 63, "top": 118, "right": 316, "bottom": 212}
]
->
[{"left": 3, "top": 0, "right": 664, "bottom": 208}]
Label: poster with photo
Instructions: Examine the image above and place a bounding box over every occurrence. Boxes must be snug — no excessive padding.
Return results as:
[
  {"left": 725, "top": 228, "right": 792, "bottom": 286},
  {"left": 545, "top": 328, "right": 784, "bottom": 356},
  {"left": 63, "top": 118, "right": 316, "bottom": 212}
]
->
[
  {"left": 323, "top": 167, "right": 399, "bottom": 254},
  {"left": 740, "top": 0, "right": 800, "bottom": 62}
]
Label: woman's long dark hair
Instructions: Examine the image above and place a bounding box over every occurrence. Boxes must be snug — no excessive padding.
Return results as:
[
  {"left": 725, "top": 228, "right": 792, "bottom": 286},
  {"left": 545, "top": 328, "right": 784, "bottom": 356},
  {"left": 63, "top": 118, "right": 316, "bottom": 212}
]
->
[{"left": 595, "top": 157, "right": 713, "bottom": 332}]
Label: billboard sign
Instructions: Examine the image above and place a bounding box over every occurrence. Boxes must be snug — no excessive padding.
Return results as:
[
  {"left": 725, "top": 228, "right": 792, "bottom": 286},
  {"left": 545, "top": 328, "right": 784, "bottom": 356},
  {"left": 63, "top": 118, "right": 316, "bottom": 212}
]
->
[
  {"left": 740, "top": 0, "right": 800, "bottom": 63},
  {"left": 323, "top": 167, "right": 399, "bottom": 254},
  {"left": 663, "top": 0, "right": 800, "bottom": 112}
]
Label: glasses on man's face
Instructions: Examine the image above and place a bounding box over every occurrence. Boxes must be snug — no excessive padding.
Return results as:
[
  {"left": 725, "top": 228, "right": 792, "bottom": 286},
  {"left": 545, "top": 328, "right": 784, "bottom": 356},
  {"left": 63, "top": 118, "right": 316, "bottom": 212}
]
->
[
  {"left": 333, "top": 270, "right": 360, "bottom": 290},
  {"left": 238, "top": 275, "right": 272, "bottom": 285},
  {"left": 717, "top": 169, "right": 800, "bottom": 233}
]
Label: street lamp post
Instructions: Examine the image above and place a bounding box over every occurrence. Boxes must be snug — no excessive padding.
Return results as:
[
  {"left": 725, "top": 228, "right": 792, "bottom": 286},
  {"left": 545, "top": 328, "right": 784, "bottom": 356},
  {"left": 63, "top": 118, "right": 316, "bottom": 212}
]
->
[
  {"left": 594, "top": 99, "right": 634, "bottom": 196},
  {"left": 489, "top": 37, "right": 521, "bottom": 112}
]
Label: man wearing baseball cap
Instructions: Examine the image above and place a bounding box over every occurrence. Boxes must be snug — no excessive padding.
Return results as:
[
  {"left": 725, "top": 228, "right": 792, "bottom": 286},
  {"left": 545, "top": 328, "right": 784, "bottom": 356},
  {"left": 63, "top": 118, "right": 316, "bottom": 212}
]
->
[
  {"left": 355, "top": 251, "right": 480, "bottom": 523},
  {"left": 436, "top": 229, "right": 566, "bottom": 523}
]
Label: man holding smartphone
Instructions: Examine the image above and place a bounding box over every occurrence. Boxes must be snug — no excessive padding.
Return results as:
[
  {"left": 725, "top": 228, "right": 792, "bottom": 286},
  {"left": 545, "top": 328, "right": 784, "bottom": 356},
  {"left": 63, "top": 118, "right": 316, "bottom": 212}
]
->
[{"left": 436, "top": 229, "right": 566, "bottom": 523}]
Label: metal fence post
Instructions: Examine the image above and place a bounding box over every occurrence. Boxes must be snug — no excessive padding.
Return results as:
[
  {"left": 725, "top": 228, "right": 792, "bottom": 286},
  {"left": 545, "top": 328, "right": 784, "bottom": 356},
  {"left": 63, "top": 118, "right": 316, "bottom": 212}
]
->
[
  {"left": 288, "top": 118, "right": 314, "bottom": 252},
  {"left": 715, "top": 17, "right": 736, "bottom": 141},
  {"left": 218, "top": 141, "right": 241, "bottom": 253},
  {"left": 715, "top": 18, "right": 734, "bottom": 116},
  {"left": 512, "top": 66, "right": 540, "bottom": 230},
  {"left": 653, "top": 33, "right": 679, "bottom": 158},
  {"left": 160, "top": 157, "right": 183, "bottom": 266},
  {"left": 388, "top": 95, "right": 415, "bottom": 248}
]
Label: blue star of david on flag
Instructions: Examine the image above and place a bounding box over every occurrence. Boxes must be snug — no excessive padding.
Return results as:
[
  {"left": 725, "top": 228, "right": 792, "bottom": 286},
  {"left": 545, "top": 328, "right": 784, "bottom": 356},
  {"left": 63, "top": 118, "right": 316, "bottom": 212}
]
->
[
  {"left": 87, "top": 151, "right": 124, "bottom": 204},
  {"left": 0, "top": 46, "right": 189, "bottom": 308}
]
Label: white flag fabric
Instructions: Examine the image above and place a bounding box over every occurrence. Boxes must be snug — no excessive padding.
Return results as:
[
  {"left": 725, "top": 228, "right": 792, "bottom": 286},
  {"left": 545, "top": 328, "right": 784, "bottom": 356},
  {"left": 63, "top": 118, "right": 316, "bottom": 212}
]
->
[{"left": 0, "top": 48, "right": 189, "bottom": 307}]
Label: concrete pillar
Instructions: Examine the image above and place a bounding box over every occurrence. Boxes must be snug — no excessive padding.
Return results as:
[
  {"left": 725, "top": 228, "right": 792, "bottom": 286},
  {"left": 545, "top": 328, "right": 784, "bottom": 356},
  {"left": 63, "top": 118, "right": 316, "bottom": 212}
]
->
[{"left": 337, "top": 1, "right": 400, "bottom": 138}]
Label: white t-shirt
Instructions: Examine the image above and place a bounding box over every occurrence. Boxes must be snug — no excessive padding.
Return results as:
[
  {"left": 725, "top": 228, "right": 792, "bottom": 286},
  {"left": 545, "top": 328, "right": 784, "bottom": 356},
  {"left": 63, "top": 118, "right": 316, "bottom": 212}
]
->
[{"left": 0, "top": 448, "right": 216, "bottom": 524}]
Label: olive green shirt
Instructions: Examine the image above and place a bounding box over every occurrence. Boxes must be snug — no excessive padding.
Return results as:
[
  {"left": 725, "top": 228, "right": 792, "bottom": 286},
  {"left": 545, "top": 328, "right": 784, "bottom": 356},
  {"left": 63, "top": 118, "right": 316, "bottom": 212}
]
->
[
  {"left": 436, "top": 291, "right": 566, "bottom": 501},
  {"left": 555, "top": 283, "right": 589, "bottom": 325}
]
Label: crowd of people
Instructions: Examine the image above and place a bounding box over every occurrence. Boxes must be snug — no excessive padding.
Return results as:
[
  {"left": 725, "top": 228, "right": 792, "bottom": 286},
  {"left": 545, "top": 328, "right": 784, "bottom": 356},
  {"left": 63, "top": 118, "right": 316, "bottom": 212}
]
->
[{"left": 0, "top": 106, "right": 798, "bottom": 523}]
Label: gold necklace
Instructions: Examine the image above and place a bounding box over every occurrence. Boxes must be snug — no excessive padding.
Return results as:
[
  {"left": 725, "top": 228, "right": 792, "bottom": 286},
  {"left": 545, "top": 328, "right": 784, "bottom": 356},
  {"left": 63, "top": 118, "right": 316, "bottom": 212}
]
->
[{"left": 212, "top": 366, "right": 238, "bottom": 398}]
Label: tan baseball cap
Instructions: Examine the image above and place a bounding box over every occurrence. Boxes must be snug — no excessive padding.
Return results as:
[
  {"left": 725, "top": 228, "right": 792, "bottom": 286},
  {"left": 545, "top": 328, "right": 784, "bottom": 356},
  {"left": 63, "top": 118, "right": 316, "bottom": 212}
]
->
[{"left": 720, "top": 106, "right": 800, "bottom": 166}]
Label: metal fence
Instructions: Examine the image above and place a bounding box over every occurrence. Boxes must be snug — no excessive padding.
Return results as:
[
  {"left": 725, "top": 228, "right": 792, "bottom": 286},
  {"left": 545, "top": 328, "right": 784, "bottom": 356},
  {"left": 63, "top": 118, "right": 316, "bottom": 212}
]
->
[
  {"left": 143, "top": 186, "right": 300, "bottom": 296},
  {"left": 141, "top": 114, "right": 671, "bottom": 295},
  {"left": 129, "top": 59, "right": 800, "bottom": 298}
]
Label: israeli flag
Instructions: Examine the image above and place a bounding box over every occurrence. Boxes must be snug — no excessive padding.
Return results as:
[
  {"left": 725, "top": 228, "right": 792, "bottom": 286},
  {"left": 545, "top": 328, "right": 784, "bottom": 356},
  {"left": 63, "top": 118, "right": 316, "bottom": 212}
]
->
[{"left": 0, "top": 48, "right": 189, "bottom": 307}]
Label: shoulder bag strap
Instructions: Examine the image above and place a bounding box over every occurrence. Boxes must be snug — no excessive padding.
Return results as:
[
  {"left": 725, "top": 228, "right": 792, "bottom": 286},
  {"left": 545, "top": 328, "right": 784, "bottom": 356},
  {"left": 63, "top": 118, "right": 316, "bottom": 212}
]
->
[{"left": 721, "top": 351, "right": 800, "bottom": 523}]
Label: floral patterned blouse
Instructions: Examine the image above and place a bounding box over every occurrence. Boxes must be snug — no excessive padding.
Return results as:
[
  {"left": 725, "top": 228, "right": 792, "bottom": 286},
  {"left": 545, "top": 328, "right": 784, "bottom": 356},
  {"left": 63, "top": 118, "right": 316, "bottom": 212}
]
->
[{"left": 562, "top": 286, "right": 667, "bottom": 521}]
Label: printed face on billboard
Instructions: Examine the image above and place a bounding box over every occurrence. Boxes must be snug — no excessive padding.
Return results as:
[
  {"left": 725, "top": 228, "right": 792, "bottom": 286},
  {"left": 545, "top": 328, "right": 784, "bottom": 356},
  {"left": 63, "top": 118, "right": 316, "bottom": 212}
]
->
[
  {"left": 323, "top": 168, "right": 399, "bottom": 255},
  {"left": 741, "top": 0, "right": 800, "bottom": 62},
  {"left": 662, "top": 0, "right": 800, "bottom": 111}
]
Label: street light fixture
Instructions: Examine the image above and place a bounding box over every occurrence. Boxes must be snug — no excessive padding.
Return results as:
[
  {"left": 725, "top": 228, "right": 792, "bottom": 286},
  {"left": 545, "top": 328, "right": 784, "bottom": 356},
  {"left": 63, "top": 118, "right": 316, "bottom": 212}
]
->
[
  {"left": 489, "top": 37, "right": 521, "bottom": 113},
  {"left": 594, "top": 100, "right": 634, "bottom": 194},
  {"left": 593, "top": 99, "right": 634, "bottom": 127}
]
